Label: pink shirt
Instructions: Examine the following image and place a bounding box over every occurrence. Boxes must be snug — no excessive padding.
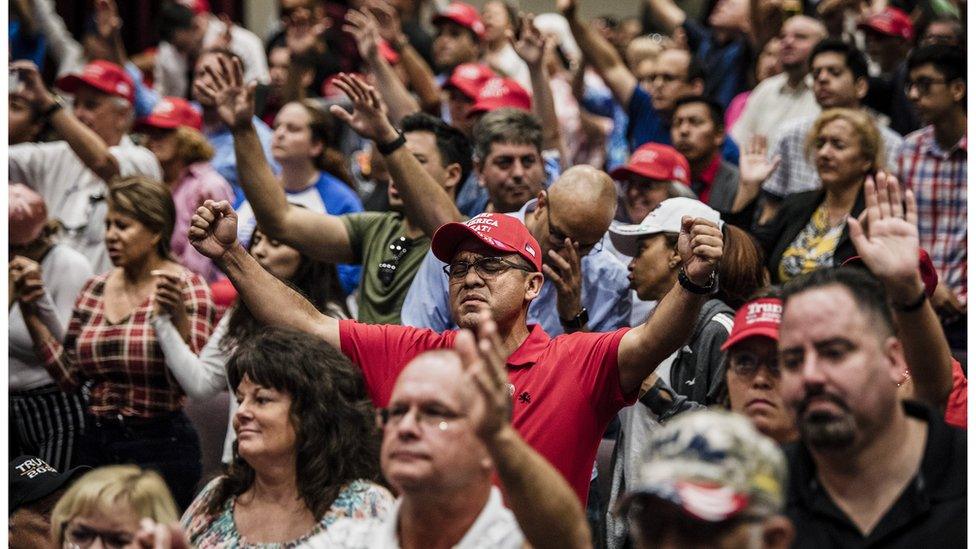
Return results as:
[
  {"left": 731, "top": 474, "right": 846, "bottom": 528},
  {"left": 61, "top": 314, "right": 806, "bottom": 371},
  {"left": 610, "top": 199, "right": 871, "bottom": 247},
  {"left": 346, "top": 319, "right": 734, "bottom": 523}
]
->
[
  {"left": 339, "top": 320, "right": 636, "bottom": 504},
  {"left": 169, "top": 162, "right": 234, "bottom": 282}
]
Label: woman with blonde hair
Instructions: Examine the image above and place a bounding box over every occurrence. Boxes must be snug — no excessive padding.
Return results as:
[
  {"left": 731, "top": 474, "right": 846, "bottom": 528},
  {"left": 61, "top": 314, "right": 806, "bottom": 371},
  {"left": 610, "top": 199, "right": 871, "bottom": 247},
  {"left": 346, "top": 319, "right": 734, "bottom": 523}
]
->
[
  {"left": 137, "top": 96, "right": 234, "bottom": 282},
  {"left": 21, "top": 175, "right": 215, "bottom": 510},
  {"left": 51, "top": 465, "right": 178, "bottom": 548},
  {"left": 750, "top": 108, "right": 884, "bottom": 283}
]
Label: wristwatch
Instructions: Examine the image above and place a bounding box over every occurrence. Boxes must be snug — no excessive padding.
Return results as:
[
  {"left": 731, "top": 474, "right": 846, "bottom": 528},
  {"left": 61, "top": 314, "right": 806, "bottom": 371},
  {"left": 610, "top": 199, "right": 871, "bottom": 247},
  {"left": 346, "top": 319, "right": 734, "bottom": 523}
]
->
[
  {"left": 678, "top": 268, "right": 718, "bottom": 295},
  {"left": 560, "top": 307, "right": 588, "bottom": 332},
  {"left": 377, "top": 132, "right": 406, "bottom": 155},
  {"left": 40, "top": 95, "right": 66, "bottom": 120}
]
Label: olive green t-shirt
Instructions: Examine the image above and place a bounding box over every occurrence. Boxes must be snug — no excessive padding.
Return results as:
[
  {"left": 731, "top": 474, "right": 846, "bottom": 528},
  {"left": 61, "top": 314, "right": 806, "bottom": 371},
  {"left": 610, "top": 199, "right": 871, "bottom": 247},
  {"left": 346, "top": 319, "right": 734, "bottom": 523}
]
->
[{"left": 341, "top": 211, "right": 431, "bottom": 324}]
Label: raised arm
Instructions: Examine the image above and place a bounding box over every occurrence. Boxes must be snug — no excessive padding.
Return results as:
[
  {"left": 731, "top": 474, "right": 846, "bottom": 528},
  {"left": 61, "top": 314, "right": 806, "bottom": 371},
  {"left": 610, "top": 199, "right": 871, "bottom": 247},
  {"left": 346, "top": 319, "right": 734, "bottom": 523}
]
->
[
  {"left": 558, "top": 0, "right": 637, "bottom": 107},
  {"left": 150, "top": 313, "right": 231, "bottom": 400},
  {"left": 11, "top": 61, "right": 122, "bottom": 182},
  {"left": 460, "top": 316, "right": 591, "bottom": 549},
  {"left": 193, "top": 54, "right": 356, "bottom": 264},
  {"left": 511, "top": 16, "right": 567, "bottom": 162},
  {"left": 188, "top": 200, "right": 341, "bottom": 349},
  {"left": 329, "top": 73, "right": 463, "bottom": 236},
  {"left": 645, "top": 0, "right": 687, "bottom": 34},
  {"left": 617, "top": 217, "right": 723, "bottom": 394},
  {"left": 28, "top": 0, "right": 85, "bottom": 76},
  {"left": 847, "top": 173, "right": 954, "bottom": 410}
]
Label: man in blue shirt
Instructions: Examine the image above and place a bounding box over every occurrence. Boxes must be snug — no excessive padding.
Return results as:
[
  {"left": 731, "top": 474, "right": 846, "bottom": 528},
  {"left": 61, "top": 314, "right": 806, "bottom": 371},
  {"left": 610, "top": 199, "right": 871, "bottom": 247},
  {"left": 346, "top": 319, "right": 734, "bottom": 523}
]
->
[
  {"left": 560, "top": 0, "right": 739, "bottom": 165},
  {"left": 403, "top": 166, "right": 632, "bottom": 335}
]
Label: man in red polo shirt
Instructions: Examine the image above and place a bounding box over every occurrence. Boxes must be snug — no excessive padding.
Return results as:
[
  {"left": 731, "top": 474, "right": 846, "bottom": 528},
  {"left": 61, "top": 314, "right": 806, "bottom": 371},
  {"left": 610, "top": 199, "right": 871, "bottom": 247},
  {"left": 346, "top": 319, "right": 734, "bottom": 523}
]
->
[{"left": 189, "top": 200, "right": 723, "bottom": 503}]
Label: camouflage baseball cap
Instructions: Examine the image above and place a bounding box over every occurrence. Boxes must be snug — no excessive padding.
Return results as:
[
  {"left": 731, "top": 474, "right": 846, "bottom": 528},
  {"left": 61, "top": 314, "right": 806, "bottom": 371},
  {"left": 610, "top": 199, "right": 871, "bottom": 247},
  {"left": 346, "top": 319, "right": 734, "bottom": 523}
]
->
[{"left": 619, "top": 409, "right": 787, "bottom": 523}]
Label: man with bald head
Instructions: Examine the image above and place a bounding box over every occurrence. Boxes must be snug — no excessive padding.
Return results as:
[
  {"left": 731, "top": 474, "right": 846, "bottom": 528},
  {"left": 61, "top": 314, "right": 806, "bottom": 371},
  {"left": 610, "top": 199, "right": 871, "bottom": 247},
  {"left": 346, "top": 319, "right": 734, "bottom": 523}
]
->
[
  {"left": 731, "top": 15, "right": 827, "bottom": 145},
  {"left": 403, "top": 165, "right": 632, "bottom": 336}
]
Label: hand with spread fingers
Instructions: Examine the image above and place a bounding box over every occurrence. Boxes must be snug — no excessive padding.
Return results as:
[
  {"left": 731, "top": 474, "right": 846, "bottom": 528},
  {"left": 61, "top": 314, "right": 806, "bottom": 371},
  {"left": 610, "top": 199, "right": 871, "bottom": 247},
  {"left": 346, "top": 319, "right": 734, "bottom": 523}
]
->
[
  {"left": 542, "top": 238, "right": 584, "bottom": 325},
  {"left": 343, "top": 8, "right": 382, "bottom": 62},
  {"left": 456, "top": 312, "right": 513, "bottom": 443},
  {"left": 847, "top": 172, "right": 923, "bottom": 300},
  {"left": 285, "top": 7, "right": 329, "bottom": 57},
  {"left": 188, "top": 200, "right": 241, "bottom": 262},
  {"left": 677, "top": 216, "right": 723, "bottom": 286},
  {"left": 367, "top": 0, "right": 406, "bottom": 48},
  {"left": 509, "top": 14, "right": 548, "bottom": 68},
  {"left": 9, "top": 256, "right": 46, "bottom": 306},
  {"left": 192, "top": 55, "right": 255, "bottom": 130},
  {"left": 8, "top": 61, "right": 57, "bottom": 111},
  {"left": 739, "top": 134, "right": 780, "bottom": 190},
  {"left": 328, "top": 73, "right": 400, "bottom": 145}
]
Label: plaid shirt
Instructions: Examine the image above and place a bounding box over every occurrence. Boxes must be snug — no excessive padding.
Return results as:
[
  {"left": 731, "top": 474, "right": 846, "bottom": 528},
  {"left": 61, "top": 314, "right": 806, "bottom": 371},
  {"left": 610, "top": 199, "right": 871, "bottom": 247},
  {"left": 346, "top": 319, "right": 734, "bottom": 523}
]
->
[
  {"left": 896, "top": 126, "right": 967, "bottom": 305},
  {"left": 41, "top": 271, "right": 215, "bottom": 418}
]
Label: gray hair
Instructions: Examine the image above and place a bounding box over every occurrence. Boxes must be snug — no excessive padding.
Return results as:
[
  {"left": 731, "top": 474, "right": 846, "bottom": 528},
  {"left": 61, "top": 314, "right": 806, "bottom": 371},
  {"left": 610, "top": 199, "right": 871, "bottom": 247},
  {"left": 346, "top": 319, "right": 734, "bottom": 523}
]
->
[{"left": 472, "top": 108, "right": 543, "bottom": 162}]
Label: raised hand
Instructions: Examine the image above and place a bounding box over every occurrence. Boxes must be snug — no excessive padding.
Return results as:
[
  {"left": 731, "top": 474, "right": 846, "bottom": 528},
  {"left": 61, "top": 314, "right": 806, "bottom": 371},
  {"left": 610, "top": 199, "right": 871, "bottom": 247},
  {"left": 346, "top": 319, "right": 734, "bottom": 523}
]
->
[
  {"left": 188, "top": 200, "right": 240, "bottom": 261},
  {"left": 456, "top": 312, "right": 513, "bottom": 443},
  {"left": 509, "top": 14, "right": 548, "bottom": 68},
  {"left": 192, "top": 55, "right": 255, "bottom": 130},
  {"left": 847, "top": 172, "right": 921, "bottom": 297},
  {"left": 94, "top": 0, "right": 122, "bottom": 41},
  {"left": 677, "top": 216, "right": 723, "bottom": 286},
  {"left": 328, "top": 73, "right": 399, "bottom": 144},
  {"left": 739, "top": 134, "right": 780, "bottom": 188},
  {"left": 367, "top": 0, "right": 406, "bottom": 48},
  {"left": 542, "top": 238, "right": 584, "bottom": 325},
  {"left": 343, "top": 8, "right": 382, "bottom": 61},
  {"left": 9, "top": 256, "right": 46, "bottom": 305},
  {"left": 8, "top": 61, "right": 56, "bottom": 110},
  {"left": 285, "top": 7, "right": 328, "bottom": 57}
]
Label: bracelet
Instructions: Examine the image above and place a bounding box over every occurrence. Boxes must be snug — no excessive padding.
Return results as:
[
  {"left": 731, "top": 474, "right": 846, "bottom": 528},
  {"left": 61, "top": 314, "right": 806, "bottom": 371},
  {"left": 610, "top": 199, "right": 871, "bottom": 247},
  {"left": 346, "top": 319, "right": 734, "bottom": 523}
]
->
[
  {"left": 560, "top": 307, "right": 588, "bottom": 332},
  {"left": 39, "top": 97, "right": 64, "bottom": 120},
  {"left": 892, "top": 290, "right": 927, "bottom": 313},
  {"left": 377, "top": 132, "right": 406, "bottom": 155},
  {"left": 678, "top": 268, "right": 718, "bottom": 295}
]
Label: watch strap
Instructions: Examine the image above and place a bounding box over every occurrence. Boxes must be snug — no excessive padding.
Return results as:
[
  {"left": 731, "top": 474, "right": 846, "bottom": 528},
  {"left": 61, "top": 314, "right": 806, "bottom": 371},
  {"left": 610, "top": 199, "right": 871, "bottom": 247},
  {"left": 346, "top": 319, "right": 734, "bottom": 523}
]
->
[
  {"left": 560, "top": 307, "right": 588, "bottom": 331},
  {"left": 377, "top": 132, "right": 406, "bottom": 155},
  {"left": 678, "top": 268, "right": 718, "bottom": 295}
]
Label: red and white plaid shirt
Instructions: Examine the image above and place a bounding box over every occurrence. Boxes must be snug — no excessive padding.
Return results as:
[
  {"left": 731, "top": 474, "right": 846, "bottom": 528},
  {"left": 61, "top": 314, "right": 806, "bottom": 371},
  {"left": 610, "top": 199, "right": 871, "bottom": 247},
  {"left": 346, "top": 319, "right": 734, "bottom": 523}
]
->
[
  {"left": 897, "top": 126, "right": 967, "bottom": 305},
  {"left": 41, "top": 270, "right": 215, "bottom": 419}
]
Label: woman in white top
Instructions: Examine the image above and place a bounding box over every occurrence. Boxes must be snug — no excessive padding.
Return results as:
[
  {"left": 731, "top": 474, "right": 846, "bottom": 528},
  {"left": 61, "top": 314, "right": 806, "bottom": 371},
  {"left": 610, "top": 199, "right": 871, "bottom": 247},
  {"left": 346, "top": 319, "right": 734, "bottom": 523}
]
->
[
  {"left": 152, "top": 223, "right": 349, "bottom": 462},
  {"left": 9, "top": 184, "right": 93, "bottom": 471}
]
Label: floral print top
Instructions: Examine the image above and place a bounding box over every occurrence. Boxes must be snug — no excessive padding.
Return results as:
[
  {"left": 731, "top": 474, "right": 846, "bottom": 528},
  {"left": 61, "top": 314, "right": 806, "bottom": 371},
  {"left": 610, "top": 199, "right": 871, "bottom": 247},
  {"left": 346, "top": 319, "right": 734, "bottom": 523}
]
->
[{"left": 181, "top": 477, "right": 393, "bottom": 548}]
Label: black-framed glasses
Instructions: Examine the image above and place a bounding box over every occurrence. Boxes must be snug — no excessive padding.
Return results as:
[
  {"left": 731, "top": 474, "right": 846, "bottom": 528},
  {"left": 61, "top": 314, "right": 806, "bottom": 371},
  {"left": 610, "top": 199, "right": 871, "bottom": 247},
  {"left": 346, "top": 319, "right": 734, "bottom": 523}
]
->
[
  {"left": 442, "top": 256, "right": 533, "bottom": 280},
  {"left": 376, "top": 404, "right": 464, "bottom": 431},
  {"left": 728, "top": 350, "right": 780, "bottom": 378},
  {"left": 904, "top": 77, "right": 948, "bottom": 95},
  {"left": 544, "top": 192, "right": 603, "bottom": 256},
  {"left": 62, "top": 521, "right": 135, "bottom": 549},
  {"left": 377, "top": 236, "right": 414, "bottom": 287}
]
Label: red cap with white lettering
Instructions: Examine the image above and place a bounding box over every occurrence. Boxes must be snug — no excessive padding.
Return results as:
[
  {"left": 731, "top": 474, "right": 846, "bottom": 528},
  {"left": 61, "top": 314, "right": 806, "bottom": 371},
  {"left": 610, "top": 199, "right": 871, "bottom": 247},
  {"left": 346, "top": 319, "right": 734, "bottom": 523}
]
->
[
  {"left": 721, "top": 298, "right": 783, "bottom": 351},
  {"left": 431, "top": 213, "right": 542, "bottom": 272},
  {"left": 55, "top": 60, "right": 135, "bottom": 105},
  {"left": 467, "top": 77, "right": 532, "bottom": 117}
]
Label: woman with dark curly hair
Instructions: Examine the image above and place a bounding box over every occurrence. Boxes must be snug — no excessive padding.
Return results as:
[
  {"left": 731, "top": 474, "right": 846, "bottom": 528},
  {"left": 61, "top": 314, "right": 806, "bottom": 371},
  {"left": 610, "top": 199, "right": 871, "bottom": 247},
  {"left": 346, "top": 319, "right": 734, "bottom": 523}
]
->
[{"left": 180, "top": 327, "right": 392, "bottom": 547}]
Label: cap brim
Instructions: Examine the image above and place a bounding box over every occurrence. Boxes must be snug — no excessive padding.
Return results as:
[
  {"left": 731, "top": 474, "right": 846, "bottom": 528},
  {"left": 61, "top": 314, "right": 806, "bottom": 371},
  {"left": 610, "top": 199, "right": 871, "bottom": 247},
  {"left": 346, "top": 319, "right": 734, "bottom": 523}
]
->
[
  {"left": 431, "top": 221, "right": 520, "bottom": 264},
  {"left": 720, "top": 326, "right": 779, "bottom": 351},
  {"left": 609, "top": 165, "right": 668, "bottom": 183},
  {"left": 10, "top": 465, "right": 91, "bottom": 514},
  {"left": 619, "top": 481, "right": 750, "bottom": 523},
  {"left": 135, "top": 117, "right": 181, "bottom": 131},
  {"left": 608, "top": 221, "right": 664, "bottom": 257},
  {"left": 443, "top": 80, "right": 480, "bottom": 101}
]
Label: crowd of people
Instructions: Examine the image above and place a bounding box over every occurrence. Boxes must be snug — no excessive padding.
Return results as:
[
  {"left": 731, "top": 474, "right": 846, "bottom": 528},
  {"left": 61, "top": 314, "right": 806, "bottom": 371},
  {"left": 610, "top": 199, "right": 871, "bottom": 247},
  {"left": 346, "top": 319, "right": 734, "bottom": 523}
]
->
[{"left": 7, "top": 0, "right": 967, "bottom": 546}]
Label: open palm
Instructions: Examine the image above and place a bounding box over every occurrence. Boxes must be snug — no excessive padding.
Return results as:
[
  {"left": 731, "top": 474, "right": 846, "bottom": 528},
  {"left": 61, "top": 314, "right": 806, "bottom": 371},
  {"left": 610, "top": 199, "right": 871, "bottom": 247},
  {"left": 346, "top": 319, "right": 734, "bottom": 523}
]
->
[
  {"left": 847, "top": 173, "right": 919, "bottom": 284},
  {"left": 193, "top": 56, "right": 254, "bottom": 129}
]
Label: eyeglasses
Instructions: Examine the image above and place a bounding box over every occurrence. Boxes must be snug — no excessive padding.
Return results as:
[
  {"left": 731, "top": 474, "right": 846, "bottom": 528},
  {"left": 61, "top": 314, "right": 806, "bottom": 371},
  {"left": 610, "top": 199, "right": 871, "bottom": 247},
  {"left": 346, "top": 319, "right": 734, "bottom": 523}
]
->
[
  {"left": 904, "top": 77, "right": 948, "bottom": 95},
  {"left": 378, "top": 236, "right": 414, "bottom": 287},
  {"left": 62, "top": 522, "right": 135, "bottom": 549},
  {"left": 728, "top": 351, "right": 780, "bottom": 378},
  {"left": 376, "top": 404, "right": 464, "bottom": 431},
  {"left": 442, "top": 256, "right": 533, "bottom": 280},
  {"left": 544, "top": 193, "right": 603, "bottom": 256}
]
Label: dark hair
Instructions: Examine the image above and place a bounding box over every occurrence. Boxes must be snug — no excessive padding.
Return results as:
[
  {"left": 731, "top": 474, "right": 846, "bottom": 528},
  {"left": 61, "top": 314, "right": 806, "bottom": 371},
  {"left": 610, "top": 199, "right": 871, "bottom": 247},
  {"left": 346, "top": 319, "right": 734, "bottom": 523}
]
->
[
  {"left": 293, "top": 100, "right": 357, "bottom": 191},
  {"left": 222, "top": 223, "right": 348, "bottom": 351},
  {"left": 157, "top": 2, "right": 196, "bottom": 43},
  {"left": 401, "top": 112, "right": 474, "bottom": 188},
  {"left": 208, "top": 327, "right": 381, "bottom": 518},
  {"left": 781, "top": 267, "right": 895, "bottom": 338},
  {"left": 716, "top": 225, "right": 767, "bottom": 310},
  {"left": 922, "top": 16, "right": 964, "bottom": 45},
  {"left": 907, "top": 44, "right": 967, "bottom": 89},
  {"left": 673, "top": 95, "right": 726, "bottom": 131},
  {"left": 810, "top": 38, "right": 869, "bottom": 81},
  {"left": 686, "top": 55, "right": 706, "bottom": 85},
  {"left": 472, "top": 108, "right": 543, "bottom": 161}
]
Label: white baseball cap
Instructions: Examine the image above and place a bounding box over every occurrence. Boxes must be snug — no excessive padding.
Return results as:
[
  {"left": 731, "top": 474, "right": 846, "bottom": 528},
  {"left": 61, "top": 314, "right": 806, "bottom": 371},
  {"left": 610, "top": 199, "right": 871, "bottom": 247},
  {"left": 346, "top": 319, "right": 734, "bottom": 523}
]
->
[{"left": 609, "top": 197, "right": 723, "bottom": 257}]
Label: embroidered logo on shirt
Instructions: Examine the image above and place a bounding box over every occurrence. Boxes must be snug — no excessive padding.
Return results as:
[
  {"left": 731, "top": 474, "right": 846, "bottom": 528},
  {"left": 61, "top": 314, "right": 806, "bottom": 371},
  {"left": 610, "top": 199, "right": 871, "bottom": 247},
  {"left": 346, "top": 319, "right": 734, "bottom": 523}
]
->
[{"left": 518, "top": 391, "right": 532, "bottom": 404}]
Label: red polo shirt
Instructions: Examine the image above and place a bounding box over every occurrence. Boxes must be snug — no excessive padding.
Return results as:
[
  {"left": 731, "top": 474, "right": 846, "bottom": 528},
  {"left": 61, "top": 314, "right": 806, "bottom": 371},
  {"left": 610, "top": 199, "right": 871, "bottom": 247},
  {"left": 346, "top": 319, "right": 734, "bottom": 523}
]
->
[{"left": 339, "top": 320, "right": 636, "bottom": 503}]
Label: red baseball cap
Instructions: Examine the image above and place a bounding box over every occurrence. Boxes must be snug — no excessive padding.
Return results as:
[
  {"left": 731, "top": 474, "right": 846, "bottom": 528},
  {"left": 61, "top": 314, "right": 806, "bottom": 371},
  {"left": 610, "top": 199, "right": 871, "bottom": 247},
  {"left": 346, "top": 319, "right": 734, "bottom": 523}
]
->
[
  {"left": 721, "top": 298, "right": 783, "bottom": 351},
  {"left": 610, "top": 143, "right": 691, "bottom": 185},
  {"left": 433, "top": 2, "right": 486, "bottom": 40},
  {"left": 176, "top": 0, "right": 210, "bottom": 14},
  {"left": 858, "top": 7, "right": 915, "bottom": 41},
  {"left": 842, "top": 248, "right": 938, "bottom": 298},
  {"left": 136, "top": 97, "right": 203, "bottom": 131},
  {"left": 55, "top": 60, "right": 135, "bottom": 105},
  {"left": 432, "top": 213, "right": 543, "bottom": 272},
  {"left": 468, "top": 77, "right": 532, "bottom": 117},
  {"left": 445, "top": 63, "right": 497, "bottom": 101}
]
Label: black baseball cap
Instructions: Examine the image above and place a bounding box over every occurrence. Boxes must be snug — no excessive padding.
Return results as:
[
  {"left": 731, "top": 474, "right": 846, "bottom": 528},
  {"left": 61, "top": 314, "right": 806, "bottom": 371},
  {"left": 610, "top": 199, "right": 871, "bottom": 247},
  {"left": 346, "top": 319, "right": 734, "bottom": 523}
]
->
[{"left": 10, "top": 455, "right": 90, "bottom": 514}]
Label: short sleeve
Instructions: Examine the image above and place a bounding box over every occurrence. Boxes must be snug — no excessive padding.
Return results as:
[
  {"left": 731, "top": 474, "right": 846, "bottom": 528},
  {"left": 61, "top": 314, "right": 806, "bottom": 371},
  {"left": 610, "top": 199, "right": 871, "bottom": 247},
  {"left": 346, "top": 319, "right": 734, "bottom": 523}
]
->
[
  {"left": 111, "top": 145, "right": 162, "bottom": 181},
  {"left": 400, "top": 251, "right": 454, "bottom": 331},
  {"left": 567, "top": 328, "right": 634, "bottom": 418},
  {"left": 341, "top": 212, "right": 385, "bottom": 265}
]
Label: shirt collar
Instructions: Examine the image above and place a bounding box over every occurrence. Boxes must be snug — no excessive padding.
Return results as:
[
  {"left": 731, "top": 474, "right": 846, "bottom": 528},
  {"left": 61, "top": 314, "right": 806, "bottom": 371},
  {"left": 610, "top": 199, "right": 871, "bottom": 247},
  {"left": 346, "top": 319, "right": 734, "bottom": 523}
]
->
[
  {"left": 515, "top": 199, "right": 538, "bottom": 222},
  {"left": 922, "top": 126, "right": 968, "bottom": 158},
  {"left": 506, "top": 324, "right": 550, "bottom": 368},
  {"left": 697, "top": 154, "right": 722, "bottom": 185},
  {"left": 778, "top": 73, "right": 814, "bottom": 94}
]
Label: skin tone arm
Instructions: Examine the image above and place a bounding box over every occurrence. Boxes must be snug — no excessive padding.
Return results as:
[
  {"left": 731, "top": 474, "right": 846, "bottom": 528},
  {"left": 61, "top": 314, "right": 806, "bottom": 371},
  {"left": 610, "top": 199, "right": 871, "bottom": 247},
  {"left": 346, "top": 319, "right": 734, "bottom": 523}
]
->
[
  {"left": 329, "top": 73, "right": 464, "bottom": 236},
  {"left": 193, "top": 55, "right": 356, "bottom": 264},
  {"left": 511, "top": 15, "right": 567, "bottom": 162},
  {"left": 370, "top": 1, "right": 443, "bottom": 117},
  {"left": 617, "top": 217, "right": 724, "bottom": 394},
  {"left": 10, "top": 61, "right": 122, "bottom": 182},
  {"left": 189, "top": 199, "right": 341, "bottom": 349},
  {"left": 644, "top": 0, "right": 687, "bottom": 34},
  {"left": 558, "top": 0, "right": 638, "bottom": 107},
  {"left": 847, "top": 173, "right": 954, "bottom": 410},
  {"left": 460, "top": 314, "right": 591, "bottom": 549},
  {"left": 344, "top": 8, "right": 423, "bottom": 125}
]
